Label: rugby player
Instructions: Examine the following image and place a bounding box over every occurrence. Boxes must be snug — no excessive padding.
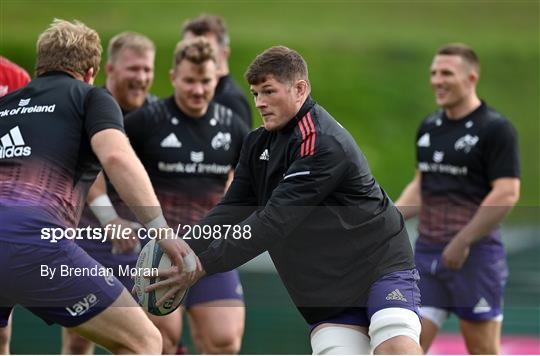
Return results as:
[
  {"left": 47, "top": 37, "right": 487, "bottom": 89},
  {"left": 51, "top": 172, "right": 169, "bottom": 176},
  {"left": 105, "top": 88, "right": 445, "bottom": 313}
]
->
[
  {"left": 0, "top": 55, "right": 30, "bottom": 355},
  {"left": 0, "top": 56, "right": 31, "bottom": 97},
  {"left": 123, "top": 36, "right": 248, "bottom": 354},
  {"left": 182, "top": 14, "right": 252, "bottom": 128},
  {"left": 396, "top": 43, "right": 520, "bottom": 354},
  {"left": 62, "top": 31, "right": 158, "bottom": 354},
  {"left": 0, "top": 19, "right": 194, "bottom": 354},
  {"left": 149, "top": 46, "right": 424, "bottom": 354}
]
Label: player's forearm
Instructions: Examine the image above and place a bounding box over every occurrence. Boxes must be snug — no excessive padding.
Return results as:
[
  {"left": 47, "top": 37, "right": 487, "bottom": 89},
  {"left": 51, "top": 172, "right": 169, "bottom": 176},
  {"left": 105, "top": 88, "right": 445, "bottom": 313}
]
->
[
  {"left": 101, "top": 149, "right": 162, "bottom": 223},
  {"left": 454, "top": 184, "right": 519, "bottom": 245},
  {"left": 86, "top": 171, "right": 107, "bottom": 203},
  {"left": 92, "top": 130, "right": 162, "bottom": 224},
  {"left": 395, "top": 174, "right": 421, "bottom": 220}
]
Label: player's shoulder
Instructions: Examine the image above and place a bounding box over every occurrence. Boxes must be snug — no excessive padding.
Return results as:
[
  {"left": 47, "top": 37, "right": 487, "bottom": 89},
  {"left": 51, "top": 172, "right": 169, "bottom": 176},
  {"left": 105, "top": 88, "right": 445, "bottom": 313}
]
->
[
  {"left": 420, "top": 109, "right": 444, "bottom": 129},
  {"left": 479, "top": 104, "right": 516, "bottom": 135},
  {"left": 144, "top": 93, "right": 159, "bottom": 105},
  {"left": 126, "top": 96, "right": 170, "bottom": 125},
  {"left": 292, "top": 101, "right": 353, "bottom": 155},
  {"left": 210, "top": 101, "right": 244, "bottom": 128}
]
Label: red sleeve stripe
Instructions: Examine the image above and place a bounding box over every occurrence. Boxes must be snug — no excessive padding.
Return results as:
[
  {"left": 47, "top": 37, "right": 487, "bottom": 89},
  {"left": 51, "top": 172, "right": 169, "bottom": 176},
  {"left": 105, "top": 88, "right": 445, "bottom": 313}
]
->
[
  {"left": 297, "top": 112, "right": 316, "bottom": 157},
  {"left": 306, "top": 112, "right": 316, "bottom": 156},
  {"left": 298, "top": 115, "right": 308, "bottom": 157}
]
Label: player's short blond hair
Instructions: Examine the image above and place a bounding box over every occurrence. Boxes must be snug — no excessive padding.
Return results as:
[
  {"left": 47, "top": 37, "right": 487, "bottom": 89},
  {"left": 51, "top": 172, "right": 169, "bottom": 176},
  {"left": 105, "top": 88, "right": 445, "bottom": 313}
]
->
[
  {"left": 35, "top": 19, "right": 101, "bottom": 77},
  {"left": 107, "top": 32, "right": 155, "bottom": 63}
]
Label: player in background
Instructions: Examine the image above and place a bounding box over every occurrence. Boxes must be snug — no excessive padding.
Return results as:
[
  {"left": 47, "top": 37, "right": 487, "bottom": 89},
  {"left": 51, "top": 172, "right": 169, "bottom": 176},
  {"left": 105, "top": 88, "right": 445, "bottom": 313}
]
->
[
  {"left": 0, "top": 19, "right": 196, "bottom": 354},
  {"left": 0, "top": 55, "right": 30, "bottom": 355},
  {"left": 125, "top": 36, "right": 248, "bottom": 355},
  {"left": 181, "top": 15, "right": 253, "bottom": 352},
  {"left": 182, "top": 14, "right": 253, "bottom": 128},
  {"left": 395, "top": 43, "right": 520, "bottom": 354},
  {"left": 0, "top": 56, "right": 31, "bottom": 97},
  {"left": 148, "top": 45, "right": 423, "bottom": 355},
  {"left": 62, "top": 31, "right": 157, "bottom": 354}
]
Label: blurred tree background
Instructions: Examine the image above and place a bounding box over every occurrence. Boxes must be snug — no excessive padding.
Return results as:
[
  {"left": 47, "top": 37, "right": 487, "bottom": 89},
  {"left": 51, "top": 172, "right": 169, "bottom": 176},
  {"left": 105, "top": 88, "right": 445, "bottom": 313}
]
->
[{"left": 1, "top": 0, "right": 538, "bottom": 354}]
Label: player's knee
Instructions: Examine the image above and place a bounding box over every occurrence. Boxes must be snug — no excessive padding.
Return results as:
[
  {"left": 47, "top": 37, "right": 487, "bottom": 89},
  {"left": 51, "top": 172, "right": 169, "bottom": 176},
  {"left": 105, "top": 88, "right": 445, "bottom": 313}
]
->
[
  {"left": 160, "top": 329, "right": 180, "bottom": 355},
  {"left": 369, "top": 308, "right": 421, "bottom": 352},
  {"left": 63, "top": 332, "right": 94, "bottom": 355},
  {"left": 142, "top": 323, "right": 163, "bottom": 354},
  {"left": 118, "top": 322, "right": 162, "bottom": 355},
  {"left": 201, "top": 329, "right": 242, "bottom": 354},
  {"left": 311, "top": 326, "right": 371, "bottom": 355}
]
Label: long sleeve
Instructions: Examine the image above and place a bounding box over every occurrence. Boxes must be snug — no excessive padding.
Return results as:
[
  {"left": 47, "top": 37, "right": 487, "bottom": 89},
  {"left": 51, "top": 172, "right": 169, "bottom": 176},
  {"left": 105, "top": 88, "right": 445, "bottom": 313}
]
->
[{"left": 198, "top": 134, "right": 350, "bottom": 274}]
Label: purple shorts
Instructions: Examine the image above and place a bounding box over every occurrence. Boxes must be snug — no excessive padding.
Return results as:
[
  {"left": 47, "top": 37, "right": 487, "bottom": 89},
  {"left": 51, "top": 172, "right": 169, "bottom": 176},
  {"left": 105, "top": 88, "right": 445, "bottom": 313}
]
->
[
  {"left": 76, "top": 239, "right": 138, "bottom": 290},
  {"left": 184, "top": 270, "right": 244, "bottom": 308},
  {"left": 309, "top": 269, "right": 421, "bottom": 331},
  {"left": 0, "top": 240, "right": 124, "bottom": 328},
  {"left": 415, "top": 240, "right": 508, "bottom": 321}
]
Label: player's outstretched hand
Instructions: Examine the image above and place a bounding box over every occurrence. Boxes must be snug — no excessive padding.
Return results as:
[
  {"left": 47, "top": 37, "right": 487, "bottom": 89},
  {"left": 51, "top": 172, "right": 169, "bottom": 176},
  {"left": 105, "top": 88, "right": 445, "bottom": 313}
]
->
[
  {"left": 442, "top": 238, "right": 470, "bottom": 270},
  {"left": 144, "top": 246, "right": 205, "bottom": 306}
]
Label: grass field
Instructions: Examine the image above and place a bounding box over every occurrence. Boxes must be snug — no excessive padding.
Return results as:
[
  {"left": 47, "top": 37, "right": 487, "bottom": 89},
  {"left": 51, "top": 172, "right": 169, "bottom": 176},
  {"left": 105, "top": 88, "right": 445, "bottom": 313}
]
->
[
  {"left": 1, "top": 1, "right": 539, "bottom": 353},
  {"left": 1, "top": 0, "right": 538, "bottom": 206}
]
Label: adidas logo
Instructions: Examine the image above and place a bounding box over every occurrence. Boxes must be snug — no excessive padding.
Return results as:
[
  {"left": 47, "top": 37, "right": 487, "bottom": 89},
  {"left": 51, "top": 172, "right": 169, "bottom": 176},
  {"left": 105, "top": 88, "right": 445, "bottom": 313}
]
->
[
  {"left": 160, "top": 133, "right": 182, "bottom": 148},
  {"left": 0, "top": 126, "right": 32, "bottom": 159},
  {"left": 417, "top": 133, "right": 430, "bottom": 147},
  {"left": 385, "top": 289, "right": 407, "bottom": 302},
  {"left": 259, "top": 149, "right": 269, "bottom": 161},
  {"left": 473, "top": 297, "right": 492, "bottom": 314}
]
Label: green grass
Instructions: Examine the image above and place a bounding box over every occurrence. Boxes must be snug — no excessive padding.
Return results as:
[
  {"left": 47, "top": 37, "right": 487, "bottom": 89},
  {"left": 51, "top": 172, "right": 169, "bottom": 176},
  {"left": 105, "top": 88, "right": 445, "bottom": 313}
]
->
[{"left": 1, "top": 1, "right": 538, "bottom": 206}]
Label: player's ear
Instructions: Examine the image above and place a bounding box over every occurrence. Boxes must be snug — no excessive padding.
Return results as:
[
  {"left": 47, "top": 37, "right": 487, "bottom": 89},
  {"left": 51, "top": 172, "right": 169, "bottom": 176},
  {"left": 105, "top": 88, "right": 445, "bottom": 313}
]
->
[
  {"left": 295, "top": 80, "right": 308, "bottom": 98},
  {"left": 222, "top": 46, "right": 231, "bottom": 61},
  {"left": 105, "top": 61, "right": 114, "bottom": 76},
  {"left": 468, "top": 70, "right": 479, "bottom": 86},
  {"left": 169, "top": 68, "right": 176, "bottom": 84},
  {"left": 84, "top": 67, "right": 96, "bottom": 84}
]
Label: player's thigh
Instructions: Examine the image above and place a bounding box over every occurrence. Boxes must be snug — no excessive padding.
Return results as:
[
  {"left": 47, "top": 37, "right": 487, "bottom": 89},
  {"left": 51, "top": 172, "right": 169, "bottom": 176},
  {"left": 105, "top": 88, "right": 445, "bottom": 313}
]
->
[
  {"left": 69, "top": 289, "right": 160, "bottom": 354},
  {"left": 188, "top": 300, "right": 245, "bottom": 345},
  {"left": 0, "top": 311, "right": 11, "bottom": 354},
  {"left": 310, "top": 323, "right": 370, "bottom": 355},
  {"left": 185, "top": 271, "right": 245, "bottom": 342},
  {"left": 450, "top": 247, "right": 508, "bottom": 322},
  {"left": 460, "top": 318, "right": 502, "bottom": 354},
  {"left": 366, "top": 269, "right": 422, "bottom": 350},
  {"left": 147, "top": 307, "right": 182, "bottom": 353},
  {"left": 415, "top": 248, "right": 452, "bottom": 311},
  {"left": 418, "top": 312, "right": 443, "bottom": 353}
]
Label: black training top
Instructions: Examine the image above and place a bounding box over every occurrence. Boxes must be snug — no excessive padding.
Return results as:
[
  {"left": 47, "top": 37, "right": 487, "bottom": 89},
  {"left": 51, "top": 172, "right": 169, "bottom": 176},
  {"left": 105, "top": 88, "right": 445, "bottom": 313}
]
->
[
  {"left": 416, "top": 102, "right": 520, "bottom": 245},
  {"left": 214, "top": 74, "right": 252, "bottom": 128},
  {"left": 0, "top": 72, "right": 123, "bottom": 237},
  {"left": 190, "top": 96, "right": 414, "bottom": 323},
  {"left": 122, "top": 96, "right": 250, "bottom": 226},
  {"left": 77, "top": 92, "right": 158, "bottom": 231}
]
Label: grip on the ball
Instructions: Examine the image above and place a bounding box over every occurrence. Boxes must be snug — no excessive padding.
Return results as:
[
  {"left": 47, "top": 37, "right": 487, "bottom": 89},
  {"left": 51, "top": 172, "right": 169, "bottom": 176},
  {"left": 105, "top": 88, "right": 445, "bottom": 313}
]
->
[{"left": 183, "top": 252, "right": 197, "bottom": 272}]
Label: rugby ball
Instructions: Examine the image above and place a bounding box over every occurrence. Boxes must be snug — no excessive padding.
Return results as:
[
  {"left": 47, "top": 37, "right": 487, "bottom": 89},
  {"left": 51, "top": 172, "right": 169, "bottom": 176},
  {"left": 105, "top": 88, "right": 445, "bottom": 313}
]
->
[{"left": 133, "top": 239, "right": 195, "bottom": 316}]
